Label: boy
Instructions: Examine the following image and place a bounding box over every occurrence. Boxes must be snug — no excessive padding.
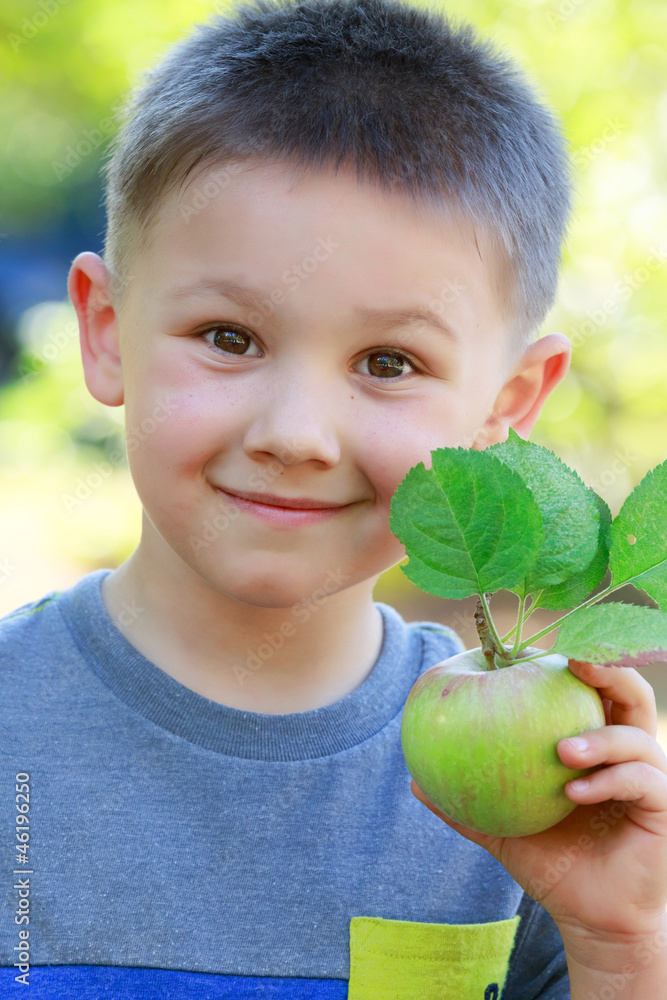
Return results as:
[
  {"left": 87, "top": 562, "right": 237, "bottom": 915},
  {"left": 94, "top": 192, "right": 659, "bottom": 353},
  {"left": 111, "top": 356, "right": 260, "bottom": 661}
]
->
[{"left": 2, "top": 0, "right": 667, "bottom": 996}]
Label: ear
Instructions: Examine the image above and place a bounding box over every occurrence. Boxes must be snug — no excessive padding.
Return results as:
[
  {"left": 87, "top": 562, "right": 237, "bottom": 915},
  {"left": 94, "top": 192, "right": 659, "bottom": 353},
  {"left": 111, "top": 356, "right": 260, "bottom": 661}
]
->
[
  {"left": 67, "top": 251, "right": 124, "bottom": 406},
  {"left": 472, "top": 333, "right": 571, "bottom": 448}
]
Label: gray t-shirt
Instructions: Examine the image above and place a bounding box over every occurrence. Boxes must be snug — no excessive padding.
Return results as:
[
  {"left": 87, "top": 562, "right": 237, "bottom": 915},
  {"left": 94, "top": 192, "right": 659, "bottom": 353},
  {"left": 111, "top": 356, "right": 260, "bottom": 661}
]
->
[{"left": 0, "top": 569, "right": 569, "bottom": 998}]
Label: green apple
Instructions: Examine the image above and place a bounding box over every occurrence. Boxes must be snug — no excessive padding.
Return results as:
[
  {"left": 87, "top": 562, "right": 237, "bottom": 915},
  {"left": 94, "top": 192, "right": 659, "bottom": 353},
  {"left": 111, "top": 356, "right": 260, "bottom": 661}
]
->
[{"left": 401, "top": 646, "right": 607, "bottom": 837}]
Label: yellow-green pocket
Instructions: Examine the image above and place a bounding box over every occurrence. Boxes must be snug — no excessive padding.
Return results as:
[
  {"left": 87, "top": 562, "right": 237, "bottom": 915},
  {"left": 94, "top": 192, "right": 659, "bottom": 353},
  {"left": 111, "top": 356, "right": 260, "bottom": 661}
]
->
[{"left": 348, "top": 914, "right": 520, "bottom": 1000}]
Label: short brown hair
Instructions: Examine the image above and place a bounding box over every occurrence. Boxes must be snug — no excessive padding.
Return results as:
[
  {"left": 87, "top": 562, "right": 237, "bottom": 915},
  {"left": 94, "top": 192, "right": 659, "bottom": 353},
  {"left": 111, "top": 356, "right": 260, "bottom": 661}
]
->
[{"left": 101, "top": 0, "right": 573, "bottom": 343}]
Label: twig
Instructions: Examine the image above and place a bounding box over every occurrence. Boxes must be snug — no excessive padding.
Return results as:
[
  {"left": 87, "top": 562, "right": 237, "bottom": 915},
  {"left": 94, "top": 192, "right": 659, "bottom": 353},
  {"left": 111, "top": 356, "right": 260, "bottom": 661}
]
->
[{"left": 474, "top": 596, "right": 498, "bottom": 669}]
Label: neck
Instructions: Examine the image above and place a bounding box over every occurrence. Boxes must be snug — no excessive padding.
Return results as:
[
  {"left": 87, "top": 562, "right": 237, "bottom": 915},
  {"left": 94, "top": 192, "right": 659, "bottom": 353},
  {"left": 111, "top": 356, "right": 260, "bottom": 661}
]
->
[{"left": 101, "top": 535, "right": 385, "bottom": 715}]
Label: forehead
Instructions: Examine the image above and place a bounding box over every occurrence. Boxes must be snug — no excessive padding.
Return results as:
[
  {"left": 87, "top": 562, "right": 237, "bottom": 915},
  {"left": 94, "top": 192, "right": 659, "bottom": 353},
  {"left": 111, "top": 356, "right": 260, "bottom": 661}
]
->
[{"left": 129, "top": 158, "right": 515, "bottom": 348}]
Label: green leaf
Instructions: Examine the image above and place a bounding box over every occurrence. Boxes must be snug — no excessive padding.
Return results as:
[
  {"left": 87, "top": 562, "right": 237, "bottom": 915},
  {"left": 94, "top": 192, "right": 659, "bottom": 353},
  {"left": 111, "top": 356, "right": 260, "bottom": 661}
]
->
[
  {"left": 609, "top": 460, "right": 667, "bottom": 609},
  {"left": 388, "top": 446, "right": 543, "bottom": 600},
  {"left": 536, "top": 491, "right": 612, "bottom": 610},
  {"left": 488, "top": 430, "right": 600, "bottom": 590},
  {"left": 552, "top": 603, "right": 667, "bottom": 666}
]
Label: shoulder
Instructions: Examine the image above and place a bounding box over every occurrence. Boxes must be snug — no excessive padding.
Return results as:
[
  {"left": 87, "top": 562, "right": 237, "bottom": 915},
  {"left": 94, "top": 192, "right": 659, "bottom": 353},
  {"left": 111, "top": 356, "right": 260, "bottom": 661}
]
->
[
  {"left": 406, "top": 614, "right": 466, "bottom": 674},
  {"left": 0, "top": 573, "right": 114, "bottom": 733},
  {"left": 0, "top": 578, "right": 85, "bottom": 680},
  {"left": 0, "top": 587, "right": 66, "bottom": 672},
  {"left": 0, "top": 589, "right": 71, "bottom": 720},
  {"left": 375, "top": 600, "right": 466, "bottom": 680},
  {"left": 0, "top": 587, "right": 65, "bottom": 640}
]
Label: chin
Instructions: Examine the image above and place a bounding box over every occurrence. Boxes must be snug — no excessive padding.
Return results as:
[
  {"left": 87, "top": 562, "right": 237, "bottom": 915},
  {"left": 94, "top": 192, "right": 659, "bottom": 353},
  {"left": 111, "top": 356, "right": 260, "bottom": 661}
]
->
[{"left": 195, "top": 566, "right": 317, "bottom": 613}]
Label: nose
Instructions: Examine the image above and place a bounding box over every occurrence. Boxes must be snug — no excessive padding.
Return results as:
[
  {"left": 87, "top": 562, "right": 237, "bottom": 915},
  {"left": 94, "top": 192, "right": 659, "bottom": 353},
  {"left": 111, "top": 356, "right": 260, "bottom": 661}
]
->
[{"left": 242, "top": 366, "right": 342, "bottom": 468}]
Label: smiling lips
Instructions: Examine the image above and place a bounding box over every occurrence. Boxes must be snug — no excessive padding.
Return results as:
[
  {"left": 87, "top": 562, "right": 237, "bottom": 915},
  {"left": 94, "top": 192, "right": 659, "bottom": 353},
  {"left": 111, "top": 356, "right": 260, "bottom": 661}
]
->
[
  {"left": 215, "top": 487, "right": 352, "bottom": 527},
  {"left": 220, "top": 487, "right": 351, "bottom": 510}
]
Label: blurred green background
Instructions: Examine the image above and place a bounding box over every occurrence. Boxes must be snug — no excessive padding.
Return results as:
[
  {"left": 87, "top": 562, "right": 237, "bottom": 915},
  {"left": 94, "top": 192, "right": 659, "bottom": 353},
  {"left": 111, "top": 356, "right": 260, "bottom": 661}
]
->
[{"left": 1, "top": 0, "right": 666, "bottom": 642}]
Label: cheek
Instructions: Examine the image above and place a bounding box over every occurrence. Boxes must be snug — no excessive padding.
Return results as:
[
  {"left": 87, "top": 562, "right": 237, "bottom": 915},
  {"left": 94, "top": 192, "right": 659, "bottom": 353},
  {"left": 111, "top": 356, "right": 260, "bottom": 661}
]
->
[
  {"left": 123, "top": 400, "right": 220, "bottom": 499},
  {"left": 362, "top": 397, "right": 488, "bottom": 505},
  {"left": 125, "top": 364, "right": 243, "bottom": 461}
]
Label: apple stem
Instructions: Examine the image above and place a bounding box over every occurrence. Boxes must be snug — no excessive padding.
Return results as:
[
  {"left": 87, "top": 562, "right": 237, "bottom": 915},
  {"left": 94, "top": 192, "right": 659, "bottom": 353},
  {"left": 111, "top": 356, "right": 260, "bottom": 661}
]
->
[
  {"left": 474, "top": 594, "right": 503, "bottom": 668},
  {"left": 509, "top": 593, "right": 524, "bottom": 657}
]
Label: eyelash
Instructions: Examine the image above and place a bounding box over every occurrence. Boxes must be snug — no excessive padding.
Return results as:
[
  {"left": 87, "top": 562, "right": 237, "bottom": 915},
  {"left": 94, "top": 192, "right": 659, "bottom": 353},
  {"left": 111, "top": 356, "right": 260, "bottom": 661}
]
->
[{"left": 196, "top": 323, "right": 422, "bottom": 381}]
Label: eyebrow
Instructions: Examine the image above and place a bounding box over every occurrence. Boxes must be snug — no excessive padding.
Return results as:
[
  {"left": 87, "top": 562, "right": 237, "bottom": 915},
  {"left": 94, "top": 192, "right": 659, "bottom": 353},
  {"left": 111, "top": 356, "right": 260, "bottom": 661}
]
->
[{"left": 168, "top": 278, "right": 460, "bottom": 346}]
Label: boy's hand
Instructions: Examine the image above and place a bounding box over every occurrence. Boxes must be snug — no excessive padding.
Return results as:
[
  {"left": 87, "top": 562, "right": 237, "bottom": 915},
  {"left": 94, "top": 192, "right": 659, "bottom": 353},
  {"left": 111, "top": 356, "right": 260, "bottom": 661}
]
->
[{"left": 411, "top": 660, "right": 667, "bottom": 959}]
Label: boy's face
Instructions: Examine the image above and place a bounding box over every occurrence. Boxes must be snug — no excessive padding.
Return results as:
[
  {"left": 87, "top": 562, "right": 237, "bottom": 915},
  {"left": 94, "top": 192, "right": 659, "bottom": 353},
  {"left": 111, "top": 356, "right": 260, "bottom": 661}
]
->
[{"left": 73, "top": 159, "right": 568, "bottom": 609}]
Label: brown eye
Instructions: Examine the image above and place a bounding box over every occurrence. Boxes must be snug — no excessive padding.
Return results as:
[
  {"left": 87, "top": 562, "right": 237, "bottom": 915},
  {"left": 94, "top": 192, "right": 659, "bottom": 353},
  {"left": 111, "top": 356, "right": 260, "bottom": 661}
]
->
[
  {"left": 209, "top": 327, "right": 250, "bottom": 354},
  {"left": 200, "top": 324, "right": 260, "bottom": 356},
  {"left": 365, "top": 351, "right": 415, "bottom": 379}
]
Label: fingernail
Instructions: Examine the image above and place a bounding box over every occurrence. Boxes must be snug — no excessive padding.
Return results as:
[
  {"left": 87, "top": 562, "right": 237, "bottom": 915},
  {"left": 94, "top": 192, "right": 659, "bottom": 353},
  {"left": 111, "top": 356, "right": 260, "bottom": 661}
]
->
[
  {"left": 569, "top": 778, "right": 589, "bottom": 792},
  {"left": 567, "top": 736, "right": 588, "bottom": 752}
]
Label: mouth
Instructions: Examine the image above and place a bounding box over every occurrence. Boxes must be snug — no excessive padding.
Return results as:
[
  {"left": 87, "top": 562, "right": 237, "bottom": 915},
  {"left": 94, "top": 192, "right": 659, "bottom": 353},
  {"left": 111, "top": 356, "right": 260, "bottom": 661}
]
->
[
  {"left": 218, "top": 487, "right": 351, "bottom": 510},
  {"left": 213, "top": 487, "right": 354, "bottom": 528}
]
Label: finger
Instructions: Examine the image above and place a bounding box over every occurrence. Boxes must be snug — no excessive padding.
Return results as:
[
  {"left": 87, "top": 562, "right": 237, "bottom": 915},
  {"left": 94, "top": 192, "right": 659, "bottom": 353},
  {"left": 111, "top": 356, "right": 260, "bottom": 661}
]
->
[
  {"left": 410, "top": 780, "right": 501, "bottom": 854},
  {"left": 561, "top": 760, "right": 667, "bottom": 835},
  {"left": 567, "top": 660, "right": 657, "bottom": 738},
  {"left": 557, "top": 724, "right": 667, "bottom": 777}
]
